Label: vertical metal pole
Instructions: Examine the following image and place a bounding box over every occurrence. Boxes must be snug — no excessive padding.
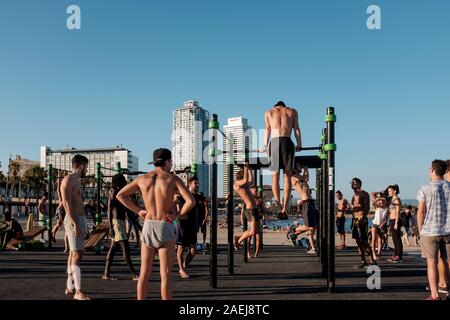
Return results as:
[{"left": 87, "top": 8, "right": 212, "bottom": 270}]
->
[
  {"left": 47, "top": 165, "right": 53, "bottom": 249},
  {"left": 242, "top": 216, "right": 248, "bottom": 263},
  {"left": 227, "top": 141, "right": 234, "bottom": 275},
  {"left": 6, "top": 157, "right": 12, "bottom": 215},
  {"left": 316, "top": 168, "right": 322, "bottom": 261},
  {"left": 209, "top": 114, "right": 218, "bottom": 289},
  {"left": 252, "top": 169, "right": 257, "bottom": 251},
  {"left": 259, "top": 170, "right": 264, "bottom": 250},
  {"left": 321, "top": 128, "right": 328, "bottom": 278},
  {"left": 96, "top": 163, "right": 102, "bottom": 227},
  {"left": 326, "top": 107, "right": 336, "bottom": 293}
]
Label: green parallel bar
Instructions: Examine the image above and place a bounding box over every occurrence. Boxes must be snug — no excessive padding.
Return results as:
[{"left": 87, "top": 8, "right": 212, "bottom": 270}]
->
[
  {"left": 325, "top": 114, "right": 337, "bottom": 123},
  {"left": 323, "top": 144, "right": 337, "bottom": 152},
  {"left": 209, "top": 148, "right": 217, "bottom": 157},
  {"left": 191, "top": 162, "right": 198, "bottom": 175},
  {"left": 208, "top": 120, "right": 220, "bottom": 129}
]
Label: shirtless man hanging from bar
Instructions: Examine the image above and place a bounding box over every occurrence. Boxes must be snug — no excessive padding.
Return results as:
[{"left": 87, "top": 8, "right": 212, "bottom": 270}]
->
[
  {"left": 264, "top": 101, "right": 302, "bottom": 220},
  {"left": 117, "top": 148, "right": 195, "bottom": 300},
  {"left": 234, "top": 164, "right": 261, "bottom": 252}
]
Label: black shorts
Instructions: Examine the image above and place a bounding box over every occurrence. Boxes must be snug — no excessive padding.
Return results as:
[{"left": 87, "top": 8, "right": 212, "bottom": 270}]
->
[
  {"left": 352, "top": 218, "right": 369, "bottom": 241},
  {"left": 197, "top": 216, "right": 207, "bottom": 234},
  {"left": 302, "top": 200, "right": 318, "bottom": 228},
  {"left": 244, "top": 208, "right": 261, "bottom": 223},
  {"left": 336, "top": 216, "right": 346, "bottom": 234},
  {"left": 269, "top": 137, "right": 295, "bottom": 172},
  {"left": 176, "top": 223, "right": 197, "bottom": 247}
]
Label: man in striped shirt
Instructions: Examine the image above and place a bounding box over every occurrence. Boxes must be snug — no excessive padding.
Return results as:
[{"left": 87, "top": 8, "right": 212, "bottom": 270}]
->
[{"left": 417, "top": 159, "right": 450, "bottom": 300}]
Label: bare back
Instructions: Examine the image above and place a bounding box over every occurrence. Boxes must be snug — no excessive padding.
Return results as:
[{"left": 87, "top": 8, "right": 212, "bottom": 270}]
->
[
  {"left": 292, "top": 176, "right": 311, "bottom": 201},
  {"left": 137, "top": 170, "right": 179, "bottom": 222},
  {"left": 266, "top": 107, "right": 297, "bottom": 138}
]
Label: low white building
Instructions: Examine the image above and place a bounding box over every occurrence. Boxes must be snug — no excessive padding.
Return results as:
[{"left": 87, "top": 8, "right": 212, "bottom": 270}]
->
[{"left": 40, "top": 145, "right": 139, "bottom": 179}]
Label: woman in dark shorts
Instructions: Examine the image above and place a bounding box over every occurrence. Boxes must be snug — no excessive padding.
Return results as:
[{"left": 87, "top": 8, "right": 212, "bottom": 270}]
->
[{"left": 387, "top": 185, "right": 403, "bottom": 263}]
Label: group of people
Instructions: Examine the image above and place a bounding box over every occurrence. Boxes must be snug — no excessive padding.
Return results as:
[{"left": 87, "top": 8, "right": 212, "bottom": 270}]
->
[
  {"left": 333, "top": 160, "right": 450, "bottom": 300},
  {"left": 335, "top": 179, "right": 406, "bottom": 267},
  {"left": 57, "top": 149, "right": 212, "bottom": 300},
  {"left": 53, "top": 100, "right": 304, "bottom": 300},
  {"left": 8, "top": 100, "right": 447, "bottom": 301}
]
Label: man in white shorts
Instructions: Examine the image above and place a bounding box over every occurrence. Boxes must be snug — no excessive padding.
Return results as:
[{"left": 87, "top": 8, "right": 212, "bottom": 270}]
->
[{"left": 60, "top": 155, "right": 90, "bottom": 300}]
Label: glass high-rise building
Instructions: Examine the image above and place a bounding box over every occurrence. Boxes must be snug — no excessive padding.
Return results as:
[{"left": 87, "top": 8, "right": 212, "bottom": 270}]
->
[
  {"left": 222, "top": 117, "right": 253, "bottom": 198},
  {"left": 172, "top": 100, "right": 210, "bottom": 196}
]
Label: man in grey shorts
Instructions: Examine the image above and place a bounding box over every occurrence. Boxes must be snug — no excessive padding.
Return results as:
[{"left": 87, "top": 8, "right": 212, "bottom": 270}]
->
[
  {"left": 233, "top": 164, "right": 260, "bottom": 255},
  {"left": 60, "top": 155, "right": 90, "bottom": 300},
  {"left": 117, "top": 148, "right": 195, "bottom": 300},
  {"left": 417, "top": 159, "right": 450, "bottom": 300}
]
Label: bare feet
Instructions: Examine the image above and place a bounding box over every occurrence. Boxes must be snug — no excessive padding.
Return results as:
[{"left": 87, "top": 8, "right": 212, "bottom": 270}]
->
[
  {"left": 102, "top": 275, "right": 118, "bottom": 281},
  {"left": 179, "top": 270, "right": 190, "bottom": 279},
  {"left": 234, "top": 236, "right": 240, "bottom": 251},
  {"left": 74, "top": 291, "right": 91, "bottom": 300},
  {"left": 65, "top": 288, "right": 75, "bottom": 295}
]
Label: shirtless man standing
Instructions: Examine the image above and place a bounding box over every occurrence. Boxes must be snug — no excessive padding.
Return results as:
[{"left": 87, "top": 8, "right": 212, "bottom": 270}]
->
[
  {"left": 289, "top": 164, "right": 318, "bottom": 254},
  {"left": 336, "top": 191, "right": 350, "bottom": 250},
  {"left": 234, "top": 164, "right": 260, "bottom": 251},
  {"left": 116, "top": 148, "right": 195, "bottom": 300},
  {"left": 350, "top": 178, "right": 376, "bottom": 267},
  {"left": 264, "top": 101, "right": 302, "bottom": 220},
  {"left": 60, "top": 155, "right": 90, "bottom": 300}
]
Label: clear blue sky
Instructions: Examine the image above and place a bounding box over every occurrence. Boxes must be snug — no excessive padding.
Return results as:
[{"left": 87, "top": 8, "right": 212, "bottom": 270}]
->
[{"left": 1, "top": 0, "right": 449, "bottom": 199}]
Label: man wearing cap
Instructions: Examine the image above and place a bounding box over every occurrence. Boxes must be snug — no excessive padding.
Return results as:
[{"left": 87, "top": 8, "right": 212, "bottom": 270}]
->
[
  {"left": 264, "top": 101, "right": 302, "bottom": 220},
  {"left": 117, "top": 148, "right": 195, "bottom": 300}
]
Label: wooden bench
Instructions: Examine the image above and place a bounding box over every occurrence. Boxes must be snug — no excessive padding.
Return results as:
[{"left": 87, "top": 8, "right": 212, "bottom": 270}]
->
[
  {"left": 84, "top": 222, "right": 110, "bottom": 250},
  {"left": 5, "top": 226, "right": 48, "bottom": 250}
]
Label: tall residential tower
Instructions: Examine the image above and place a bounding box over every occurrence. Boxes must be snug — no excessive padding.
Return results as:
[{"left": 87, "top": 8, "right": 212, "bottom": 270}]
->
[
  {"left": 172, "top": 100, "right": 210, "bottom": 196},
  {"left": 222, "top": 117, "right": 253, "bottom": 197}
]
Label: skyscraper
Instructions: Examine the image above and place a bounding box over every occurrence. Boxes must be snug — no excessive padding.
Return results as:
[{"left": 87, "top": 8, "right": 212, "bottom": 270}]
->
[
  {"left": 222, "top": 117, "right": 253, "bottom": 197},
  {"left": 172, "top": 100, "right": 210, "bottom": 196}
]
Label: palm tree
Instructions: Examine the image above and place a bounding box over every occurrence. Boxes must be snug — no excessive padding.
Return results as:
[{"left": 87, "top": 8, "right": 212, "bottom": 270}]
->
[
  {"left": 8, "top": 161, "right": 21, "bottom": 198},
  {"left": 0, "top": 171, "right": 6, "bottom": 202},
  {"left": 0, "top": 171, "right": 6, "bottom": 190},
  {"left": 22, "top": 166, "right": 47, "bottom": 205}
]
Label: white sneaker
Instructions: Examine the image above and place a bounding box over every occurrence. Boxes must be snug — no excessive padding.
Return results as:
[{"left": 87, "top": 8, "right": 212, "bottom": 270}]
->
[{"left": 307, "top": 249, "right": 317, "bottom": 255}]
